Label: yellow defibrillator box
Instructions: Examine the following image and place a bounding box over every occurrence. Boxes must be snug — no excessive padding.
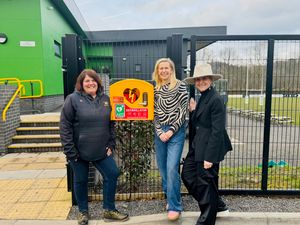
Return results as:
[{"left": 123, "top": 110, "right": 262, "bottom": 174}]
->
[{"left": 110, "top": 79, "right": 154, "bottom": 120}]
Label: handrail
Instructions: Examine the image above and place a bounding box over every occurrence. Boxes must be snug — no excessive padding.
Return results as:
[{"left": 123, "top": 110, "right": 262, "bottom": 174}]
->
[
  {"left": 0, "top": 78, "right": 22, "bottom": 121},
  {"left": 2, "top": 85, "right": 24, "bottom": 121},
  {"left": 0, "top": 78, "right": 44, "bottom": 121},
  {"left": 20, "top": 79, "right": 44, "bottom": 98}
]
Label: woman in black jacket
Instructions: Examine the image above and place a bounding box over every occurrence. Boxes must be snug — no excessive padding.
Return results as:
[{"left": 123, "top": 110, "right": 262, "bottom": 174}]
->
[
  {"left": 60, "top": 69, "right": 128, "bottom": 225},
  {"left": 182, "top": 64, "right": 232, "bottom": 225}
]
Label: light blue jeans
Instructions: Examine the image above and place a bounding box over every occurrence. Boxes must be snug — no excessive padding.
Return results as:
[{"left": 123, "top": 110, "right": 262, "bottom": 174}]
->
[{"left": 155, "top": 125, "right": 185, "bottom": 212}]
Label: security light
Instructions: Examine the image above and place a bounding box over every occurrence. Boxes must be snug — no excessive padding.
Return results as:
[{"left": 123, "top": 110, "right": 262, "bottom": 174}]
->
[{"left": 0, "top": 33, "right": 7, "bottom": 44}]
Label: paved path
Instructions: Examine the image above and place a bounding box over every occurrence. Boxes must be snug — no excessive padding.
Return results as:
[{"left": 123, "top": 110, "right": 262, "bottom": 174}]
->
[{"left": 0, "top": 152, "right": 71, "bottom": 220}]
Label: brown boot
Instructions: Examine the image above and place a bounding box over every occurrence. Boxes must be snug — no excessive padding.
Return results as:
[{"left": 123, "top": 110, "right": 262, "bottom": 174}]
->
[
  {"left": 77, "top": 211, "right": 89, "bottom": 225},
  {"left": 103, "top": 209, "right": 129, "bottom": 222}
]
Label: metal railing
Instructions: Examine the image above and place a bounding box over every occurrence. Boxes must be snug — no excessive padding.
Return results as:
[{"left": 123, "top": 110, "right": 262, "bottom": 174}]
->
[{"left": 0, "top": 78, "right": 43, "bottom": 121}]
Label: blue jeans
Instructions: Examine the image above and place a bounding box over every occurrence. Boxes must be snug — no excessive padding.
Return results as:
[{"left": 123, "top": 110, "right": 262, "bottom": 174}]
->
[
  {"left": 69, "top": 156, "right": 120, "bottom": 212},
  {"left": 155, "top": 125, "right": 185, "bottom": 212}
]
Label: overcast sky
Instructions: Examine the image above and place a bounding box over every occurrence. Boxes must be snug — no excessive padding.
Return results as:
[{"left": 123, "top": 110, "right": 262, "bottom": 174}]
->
[{"left": 72, "top": 0, "right": 300, "bottom": 34}]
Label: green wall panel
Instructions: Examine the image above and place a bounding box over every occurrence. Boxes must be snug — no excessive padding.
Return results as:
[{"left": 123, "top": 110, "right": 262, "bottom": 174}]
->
[
  {"left": 0, "top": 0, "right": 78, "bottom": 96},
  {"left": 0, "top": 0, "right": 43, "bottom": 96},
  {"left": 40, "top": 0, "right": 76, "bottom": 95}
]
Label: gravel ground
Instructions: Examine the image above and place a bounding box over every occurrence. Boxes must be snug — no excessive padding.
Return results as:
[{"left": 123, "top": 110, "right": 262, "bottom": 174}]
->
[{"left": 67, "top": 195, "right": 300, "bottom": 220}]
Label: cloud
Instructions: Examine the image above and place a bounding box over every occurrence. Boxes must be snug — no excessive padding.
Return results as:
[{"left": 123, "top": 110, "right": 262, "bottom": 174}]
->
[{"left": 73, "top": 0, "right": 300, "bottom": 34}]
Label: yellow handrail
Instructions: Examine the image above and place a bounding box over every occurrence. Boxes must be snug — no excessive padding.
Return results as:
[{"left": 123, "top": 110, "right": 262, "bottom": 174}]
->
[
  {"left": 20, "top": 79, "right": 44, "bottom": 98},
  {"left": 0, "top": 78, "right": 44, "bottom": 121},
  {"left": 0, "top": 78, "right": 22, "bottom": 121},
  {"left": 2, "top": 85, "right": 24, "bottom": 121}
]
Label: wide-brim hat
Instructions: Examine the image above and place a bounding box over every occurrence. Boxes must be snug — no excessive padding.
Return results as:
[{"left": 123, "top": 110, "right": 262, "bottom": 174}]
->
[{"left": 184, "top": 64, "right": 223, "bottom": 84}]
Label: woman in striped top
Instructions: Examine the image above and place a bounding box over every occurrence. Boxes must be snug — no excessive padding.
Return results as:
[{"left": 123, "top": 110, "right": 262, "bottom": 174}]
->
[{"left": 152, "top": 58, "right": 188, "bottom": 221}]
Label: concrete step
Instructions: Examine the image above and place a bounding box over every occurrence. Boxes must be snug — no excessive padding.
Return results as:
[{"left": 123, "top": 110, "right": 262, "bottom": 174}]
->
[
  {"left": 12, "top": 134, "right": 61, "bottom": 143},
  {"left": 16, "top": 127, "right": 60, "bottom": 135},
  {"left": 7, "top": 142, "right": 63, "bottom": 153}
]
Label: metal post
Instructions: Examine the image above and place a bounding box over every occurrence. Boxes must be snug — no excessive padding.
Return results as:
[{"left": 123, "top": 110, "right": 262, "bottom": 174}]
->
[
  {"left": 61, "top": 34, "right": 85, "bottom": 99},
  {"left": 245, "top": 64, "right": 249, "bottom": 104},
  {"left": 166, "top": 34, "right": 183, "bottom": 80},
  {"left": 261, "top": 39, "right": 274, "bottom": 192},
  {"left": 166, "top": 36, "right": 172, "bottom": 59},
  {"left": 188, "top": 35, "right": 197, "bottom": 151},
  {"left": 172, "top": 34, "right": 183, "bottom": 80},
  {"left": 30, "top": 82, "right": 35, "bottom": 113}
]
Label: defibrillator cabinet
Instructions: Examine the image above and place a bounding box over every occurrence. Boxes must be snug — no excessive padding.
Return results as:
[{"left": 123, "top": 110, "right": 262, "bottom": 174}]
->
[{"left": 110, "top": 79, "right": 154, "bottom": 120}]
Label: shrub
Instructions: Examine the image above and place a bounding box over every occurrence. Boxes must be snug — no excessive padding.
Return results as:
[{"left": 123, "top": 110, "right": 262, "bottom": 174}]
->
[{"left": 115, "top": 120, "right": 154, "bottom": 192}]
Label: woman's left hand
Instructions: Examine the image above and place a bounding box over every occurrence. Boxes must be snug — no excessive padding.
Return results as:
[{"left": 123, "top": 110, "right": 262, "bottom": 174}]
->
[{"left": 106, "top": 147, "right": 112, "bottom": 156}]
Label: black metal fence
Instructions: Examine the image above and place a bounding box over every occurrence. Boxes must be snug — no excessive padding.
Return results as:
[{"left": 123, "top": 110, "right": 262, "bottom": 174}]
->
[
  {"left": 190, "top": 35, "right": 300, "bottom": 195},
  {"left": 67, "top": 35, "right": 300, "bottom": 205},
  {"left": 82, "top": 39, "right": 167, "bottom": 202}
]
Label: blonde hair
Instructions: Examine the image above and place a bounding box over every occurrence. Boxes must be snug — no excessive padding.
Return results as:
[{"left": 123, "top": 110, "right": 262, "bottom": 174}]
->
[{"left": 152, "top": 58, "right": 178, "bottom": 90}]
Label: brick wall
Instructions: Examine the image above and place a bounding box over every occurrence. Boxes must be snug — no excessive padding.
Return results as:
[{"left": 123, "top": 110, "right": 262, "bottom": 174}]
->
[
  {"left": 0, "top": 85, "right": 21, "bottom": 154},
  {"left": 20, "top": 95, "right": 64, "bottom": 114}
]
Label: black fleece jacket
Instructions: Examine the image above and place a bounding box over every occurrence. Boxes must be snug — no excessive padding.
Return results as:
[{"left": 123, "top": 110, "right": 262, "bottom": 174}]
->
[{"left": 60, "top": 91, "right": 115, "bottom": 161}]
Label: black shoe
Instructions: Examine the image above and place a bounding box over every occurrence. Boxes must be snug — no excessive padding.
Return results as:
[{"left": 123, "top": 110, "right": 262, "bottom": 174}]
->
[
  {"left": 217, "top": 204, "right": 229, "bottom": 212},
  {"left": 217, "top": 198, "right": 229, "bottom": 212},
  {"left": 77, "top": 211, "right": 89, "bottom": 225}
]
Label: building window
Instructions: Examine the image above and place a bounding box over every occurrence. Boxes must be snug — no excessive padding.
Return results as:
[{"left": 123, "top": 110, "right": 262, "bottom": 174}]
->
[
  {"left": 54, "top": 40, "right": 61, "bottom": 57},
  {"left": 135, "top": 64, "right": 141, "bottom": 72}
]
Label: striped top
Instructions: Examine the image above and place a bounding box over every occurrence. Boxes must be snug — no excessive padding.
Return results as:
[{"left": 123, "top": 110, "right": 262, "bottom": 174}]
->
[{"left": 154, "top": 80, "right": 188, "bottom": 136}]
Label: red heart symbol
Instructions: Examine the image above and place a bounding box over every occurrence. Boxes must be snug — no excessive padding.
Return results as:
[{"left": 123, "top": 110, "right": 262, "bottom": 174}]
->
[{"left": 123, "top": 88, "right": 140, "bottom": 104}]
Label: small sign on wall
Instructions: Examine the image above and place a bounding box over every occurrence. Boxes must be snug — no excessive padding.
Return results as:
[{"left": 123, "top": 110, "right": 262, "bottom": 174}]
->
[{"left": 20, "top": 41, "right": 36, "bottom": 47}]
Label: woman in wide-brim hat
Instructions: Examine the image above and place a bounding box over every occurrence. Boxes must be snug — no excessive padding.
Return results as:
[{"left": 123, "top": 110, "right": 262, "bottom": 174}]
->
[
  {"left": 181, "top": 64, "right": 232, "bottom": 225},
  {"left": 184, "top": 63, "right": 222, "bottom": 84}
]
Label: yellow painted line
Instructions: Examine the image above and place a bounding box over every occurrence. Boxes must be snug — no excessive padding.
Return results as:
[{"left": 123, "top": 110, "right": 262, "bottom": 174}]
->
[
  {"left": 8, "top": 143, "right": 62, "bottom": 148},
  {"left": 16, "top": 127, "right": 59, "bottom": 130},
  {"left": 12, "top": 134, "right": 60, "bottom": 139}
]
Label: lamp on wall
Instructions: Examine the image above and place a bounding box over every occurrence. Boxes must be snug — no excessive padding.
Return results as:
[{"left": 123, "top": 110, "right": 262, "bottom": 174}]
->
[{"left": 0, "top": 33, "right": 8, "bottom": 44}]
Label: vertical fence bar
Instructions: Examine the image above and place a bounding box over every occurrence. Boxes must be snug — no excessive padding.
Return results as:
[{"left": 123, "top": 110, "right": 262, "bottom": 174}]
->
[
  {"left": 261, "top": 39, "right": 275, "bottom": 191},
  {"left": 188, "top": 35, "right": 197, "bottom": 151}
]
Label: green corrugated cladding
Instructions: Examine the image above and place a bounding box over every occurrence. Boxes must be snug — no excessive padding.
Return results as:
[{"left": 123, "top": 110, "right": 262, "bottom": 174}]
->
[
  {"left": 0, "top": 0, "right": 76, "bottom": 96},
  {"left": 84, "top": 43, "right": 114, "bottom": 77}
]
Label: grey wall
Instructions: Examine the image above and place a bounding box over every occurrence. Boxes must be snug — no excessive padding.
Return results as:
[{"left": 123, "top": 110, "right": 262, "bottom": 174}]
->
[
  {"left": 0, "top": 85, "right": 20, "bottom": 154},
  {"left": 112, "top": 41, "right": 167, "bottom": 80}
]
